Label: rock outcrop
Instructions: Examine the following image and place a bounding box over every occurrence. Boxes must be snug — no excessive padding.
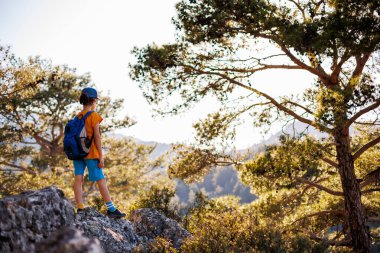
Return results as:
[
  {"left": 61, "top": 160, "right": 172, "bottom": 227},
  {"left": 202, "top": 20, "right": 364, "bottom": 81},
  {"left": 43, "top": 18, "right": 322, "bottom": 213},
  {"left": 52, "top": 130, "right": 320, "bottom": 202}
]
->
[
  {"left": 130, "top": 208, "right": 192, "bottom": 249},
  {"left": 0, "top": 186, "right": 191, "bottom": 253},
  {"left": 0, "top": 186, "right": 75, "bottom": 253},
  {"left": 75, "top": 208, "right": 141, "bottom": 252},
  {"left": 35, "top": 227, "right": 104, "bottom": 253}
]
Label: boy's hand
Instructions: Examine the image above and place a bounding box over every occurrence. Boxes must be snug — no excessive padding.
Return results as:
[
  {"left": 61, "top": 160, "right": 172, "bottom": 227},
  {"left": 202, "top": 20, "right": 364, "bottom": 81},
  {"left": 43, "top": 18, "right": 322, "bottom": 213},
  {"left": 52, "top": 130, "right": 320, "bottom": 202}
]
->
[{"left": 98, "top": 158, "right": 104, "bottom": 168}]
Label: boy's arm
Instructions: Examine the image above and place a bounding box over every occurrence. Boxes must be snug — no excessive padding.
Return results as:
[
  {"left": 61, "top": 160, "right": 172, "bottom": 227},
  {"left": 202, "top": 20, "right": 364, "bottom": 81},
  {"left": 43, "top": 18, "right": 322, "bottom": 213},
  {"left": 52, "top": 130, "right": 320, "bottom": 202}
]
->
[{"left": 93, "top": 123, "right": 104, "bottom": 168}]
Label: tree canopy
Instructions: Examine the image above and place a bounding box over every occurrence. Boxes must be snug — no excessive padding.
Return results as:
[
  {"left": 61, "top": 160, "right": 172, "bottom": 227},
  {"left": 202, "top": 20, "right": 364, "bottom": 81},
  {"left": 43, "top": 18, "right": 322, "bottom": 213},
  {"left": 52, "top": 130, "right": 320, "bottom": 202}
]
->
[
  {"left": 0, "top": 45, "right": 135, "bottom": 173},
  {"left": 130, "top": 0, "right": 380, "bottom": 251}
]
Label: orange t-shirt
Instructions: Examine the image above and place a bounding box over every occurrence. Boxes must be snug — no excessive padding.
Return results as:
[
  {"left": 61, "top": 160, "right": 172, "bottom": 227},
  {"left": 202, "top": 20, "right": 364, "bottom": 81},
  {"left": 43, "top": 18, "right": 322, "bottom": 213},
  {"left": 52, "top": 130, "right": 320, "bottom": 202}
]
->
[{"left": 77, "top": 110, "right": 103, "bottom": 159}]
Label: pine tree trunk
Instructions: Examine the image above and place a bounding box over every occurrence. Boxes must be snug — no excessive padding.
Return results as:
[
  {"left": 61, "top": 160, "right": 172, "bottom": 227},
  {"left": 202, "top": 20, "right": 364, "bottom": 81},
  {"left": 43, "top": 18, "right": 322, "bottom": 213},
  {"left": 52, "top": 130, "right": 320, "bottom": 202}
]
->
[{"left": 334, "top": 129, "right": 370, "bottom": 252}]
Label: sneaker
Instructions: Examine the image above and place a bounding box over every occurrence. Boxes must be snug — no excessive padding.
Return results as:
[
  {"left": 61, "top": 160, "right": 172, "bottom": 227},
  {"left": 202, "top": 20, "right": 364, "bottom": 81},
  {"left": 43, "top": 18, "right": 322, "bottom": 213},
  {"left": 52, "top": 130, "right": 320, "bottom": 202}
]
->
[{"left": 106, "top": 209, "right": 126, "bottom": 219}]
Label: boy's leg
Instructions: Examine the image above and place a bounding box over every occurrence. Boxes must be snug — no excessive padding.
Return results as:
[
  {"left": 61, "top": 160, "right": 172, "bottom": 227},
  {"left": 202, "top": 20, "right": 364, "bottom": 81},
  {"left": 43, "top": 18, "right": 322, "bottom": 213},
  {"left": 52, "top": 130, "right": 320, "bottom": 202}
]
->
[
  {"left": 74, "top": 175, "right": 85, "bottom": 209},
  {"left": 96, "top": 178, "right": 112, "bottom": 203},
  {"left": 85, "top": 159, "right": 113, "bottom": 209},
  {"left": 97, "top": 179, "right": 119, "bottom": 212},
  {"left": 73, "top": 159, "right": 86, "bottom": 210},
  {"left": 96, "top": 179, "right": 125, "bottom": 218},
  {"left": 86, "top": 159, "right": 125, "bottom": 217}
]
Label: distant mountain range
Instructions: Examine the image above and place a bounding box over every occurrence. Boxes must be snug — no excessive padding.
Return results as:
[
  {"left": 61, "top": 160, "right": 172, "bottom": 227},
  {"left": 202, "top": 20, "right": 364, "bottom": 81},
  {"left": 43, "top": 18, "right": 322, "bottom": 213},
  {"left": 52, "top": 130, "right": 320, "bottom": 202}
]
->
[
  {"left": 114, "top": 121, "right": 328, "bottom": 207},
  {"left": 108, "top": 134, "right": 257, "bottom": 205}
]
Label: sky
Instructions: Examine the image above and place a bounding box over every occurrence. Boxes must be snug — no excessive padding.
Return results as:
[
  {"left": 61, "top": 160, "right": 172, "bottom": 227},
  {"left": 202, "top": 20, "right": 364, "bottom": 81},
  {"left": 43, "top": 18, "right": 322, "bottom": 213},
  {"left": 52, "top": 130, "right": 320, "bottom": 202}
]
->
[{"left": 0, "top": 0, "right": 314, "bottom": 149}]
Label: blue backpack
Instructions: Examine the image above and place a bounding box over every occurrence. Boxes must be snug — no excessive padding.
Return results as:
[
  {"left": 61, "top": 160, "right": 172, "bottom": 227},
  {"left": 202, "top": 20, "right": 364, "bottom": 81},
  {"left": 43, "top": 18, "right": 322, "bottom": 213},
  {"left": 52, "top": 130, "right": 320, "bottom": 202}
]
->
[{"left": 63, "top": 111, "right": 94, "bottom": 160}]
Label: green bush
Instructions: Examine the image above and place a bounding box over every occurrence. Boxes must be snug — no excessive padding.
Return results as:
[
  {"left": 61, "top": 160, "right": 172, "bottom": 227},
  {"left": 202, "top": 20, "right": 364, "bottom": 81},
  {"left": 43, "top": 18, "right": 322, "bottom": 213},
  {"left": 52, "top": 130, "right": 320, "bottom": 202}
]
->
[
  {"left": 181, "top": 195, "right": 328, "bottom": 253},
  {"left": 129, "top": 183, "right": 181, "bottom": 221}
]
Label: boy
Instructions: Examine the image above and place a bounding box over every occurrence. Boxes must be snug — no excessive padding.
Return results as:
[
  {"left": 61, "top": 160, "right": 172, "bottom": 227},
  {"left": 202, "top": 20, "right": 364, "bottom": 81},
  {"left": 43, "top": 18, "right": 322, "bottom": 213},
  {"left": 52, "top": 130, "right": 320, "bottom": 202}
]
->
[{"left": 73, "top": 87, "right": 125, "bottom": 218}]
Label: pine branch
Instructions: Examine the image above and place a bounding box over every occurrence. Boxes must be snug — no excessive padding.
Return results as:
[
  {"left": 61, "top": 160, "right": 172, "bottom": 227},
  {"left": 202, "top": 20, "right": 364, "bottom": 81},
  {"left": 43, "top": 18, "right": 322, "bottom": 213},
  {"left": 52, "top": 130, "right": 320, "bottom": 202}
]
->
[
  {"left": 346, "top": 99, "right": 380, "bottom": 129},
  {"left": 321, "top": 157, "right": 339, "bottom": 168},
  {"left": 349, "top": 53, "right": 371, "bottom": 85},
  {"left": 361, "top": 188, "right": 380, "bottom": 194},
  {"left": 368, "top": 217, "right": 380, "bottom": 222},
  {"left": 296, "top": 177, "right": 344, "bottom": 196},
  {"left": 359, "top": 167, "right": 380, "bottom": 189},
  {"left": 282, "top": 100, "right": 315, "bottom": 115},
  {"left": 279, "top": 44, "right": 331, "bottom": 85},
  {"left": 353, "top": 135, "right": 380, "bottom": 161},
  {"left": 0, "top": 161, "right": 36, "bottom": 175},
  {"left": 292, "top": 209, "right": 345, "bottom": 224},
  {"left": 182, "top": 64, "right": 333, "bottom": 133},
  {"left": 331, "top": 51, "right": 350, "bottom": 84},
  {"left": 207, "top": 64, "right": 303, "bottom": 73},
  {"left": 292, "top": 229, "right": 351, "bottom": 246},
  {"left": 287, "top": 0, "right": 307, "bottom": 20}
]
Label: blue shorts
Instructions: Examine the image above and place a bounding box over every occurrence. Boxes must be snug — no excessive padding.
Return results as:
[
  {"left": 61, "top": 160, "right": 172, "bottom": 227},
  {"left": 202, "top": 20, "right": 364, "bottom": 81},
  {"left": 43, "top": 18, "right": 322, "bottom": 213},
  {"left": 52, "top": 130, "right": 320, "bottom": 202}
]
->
[{"left": 73, "top": 159, "right": 106, "bottom": 182}]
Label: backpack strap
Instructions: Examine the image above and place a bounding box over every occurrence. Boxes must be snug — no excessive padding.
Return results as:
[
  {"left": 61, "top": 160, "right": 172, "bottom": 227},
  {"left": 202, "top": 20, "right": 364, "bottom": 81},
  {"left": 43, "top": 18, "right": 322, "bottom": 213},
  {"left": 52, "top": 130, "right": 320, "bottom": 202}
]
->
[
  {"left": 81, "top": 111, "right": 93, "bottom": 121},
  {"left": 82, "top": 111, "right": 95, "bottom": 147}
]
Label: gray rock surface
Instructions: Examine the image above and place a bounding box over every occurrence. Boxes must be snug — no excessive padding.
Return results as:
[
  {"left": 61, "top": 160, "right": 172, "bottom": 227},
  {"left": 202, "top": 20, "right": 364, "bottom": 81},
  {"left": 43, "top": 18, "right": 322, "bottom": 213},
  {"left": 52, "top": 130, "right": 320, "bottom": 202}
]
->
[
  {"left": 75, "top": 207, "right": 141, "bottom": 253},
  {"left": 0, "top": 186, "right": 74, "bottom": 253},
  {"left": 35, "top": 226, "right": 104, "bottom": 253},
  {"left": 0, "top": 186, "right": 191, "bottom": 253},
  {"left": 130, "top": 208, "right": 191, "bottom": 249}
]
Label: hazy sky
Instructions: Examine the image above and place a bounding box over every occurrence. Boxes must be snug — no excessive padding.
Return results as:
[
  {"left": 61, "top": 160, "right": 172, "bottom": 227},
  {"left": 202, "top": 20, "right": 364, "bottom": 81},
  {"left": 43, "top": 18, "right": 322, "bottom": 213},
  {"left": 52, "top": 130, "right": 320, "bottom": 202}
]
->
[{"left": 0, "top": 0, "right": 314, "bottom": 149}]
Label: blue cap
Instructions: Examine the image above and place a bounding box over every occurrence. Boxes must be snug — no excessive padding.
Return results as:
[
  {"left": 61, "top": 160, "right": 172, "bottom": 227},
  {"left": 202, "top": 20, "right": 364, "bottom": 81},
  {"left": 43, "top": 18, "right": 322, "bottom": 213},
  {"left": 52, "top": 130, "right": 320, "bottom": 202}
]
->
[{"left": 82, "top": 87, "right": 98, "bottom": 99}]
